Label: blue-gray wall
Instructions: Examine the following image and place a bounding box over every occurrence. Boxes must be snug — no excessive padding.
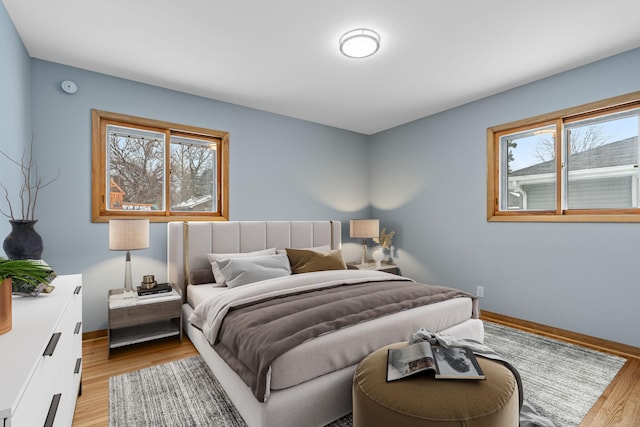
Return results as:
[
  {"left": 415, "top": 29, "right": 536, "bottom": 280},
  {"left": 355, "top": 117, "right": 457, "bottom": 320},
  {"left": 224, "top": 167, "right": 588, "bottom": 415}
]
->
[
  {"left": 370, "top": 48, "right": 640, "bottom": 348},
  {"left": 0, "top": 4, "right": 31, "bottom": 239}
]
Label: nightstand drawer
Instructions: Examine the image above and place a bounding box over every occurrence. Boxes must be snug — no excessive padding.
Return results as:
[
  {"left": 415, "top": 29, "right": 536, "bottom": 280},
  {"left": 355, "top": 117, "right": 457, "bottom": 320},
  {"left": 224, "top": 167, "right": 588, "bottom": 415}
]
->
[
  {"left": 109, "top": 298, "right": 181, "bottom": 329},
  {"left": 347, "top": 262, "right": 400, "bottom": 275}
]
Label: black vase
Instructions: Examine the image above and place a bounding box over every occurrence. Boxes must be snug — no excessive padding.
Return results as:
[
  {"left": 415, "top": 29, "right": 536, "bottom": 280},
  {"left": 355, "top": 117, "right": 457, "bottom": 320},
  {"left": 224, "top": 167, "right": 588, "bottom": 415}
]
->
[{"left": 3, "top": 220, "right": 44, "bottom": 260}]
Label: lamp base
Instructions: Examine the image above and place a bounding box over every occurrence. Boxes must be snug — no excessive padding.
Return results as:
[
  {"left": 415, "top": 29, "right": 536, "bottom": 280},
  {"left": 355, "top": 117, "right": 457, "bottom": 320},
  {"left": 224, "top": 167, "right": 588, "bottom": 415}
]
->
[
  {"left": 121, "top": 289, "right": 136, "bottom": 299},
  {"left": 359, "top": 241, "right": 370, "bottom": 267},
  {"left": 109, "top": 288, "right": 137, "bottom": 300},
  {"left": 123, "top": 250, "right": 133, "bottom": 293}
]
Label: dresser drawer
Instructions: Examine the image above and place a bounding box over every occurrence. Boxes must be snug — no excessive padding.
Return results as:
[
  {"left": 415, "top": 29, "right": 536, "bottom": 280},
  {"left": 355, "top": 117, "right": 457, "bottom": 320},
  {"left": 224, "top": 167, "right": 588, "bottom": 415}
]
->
[{"left": 11, "top": 332, "right": 66, "bottom": 426}]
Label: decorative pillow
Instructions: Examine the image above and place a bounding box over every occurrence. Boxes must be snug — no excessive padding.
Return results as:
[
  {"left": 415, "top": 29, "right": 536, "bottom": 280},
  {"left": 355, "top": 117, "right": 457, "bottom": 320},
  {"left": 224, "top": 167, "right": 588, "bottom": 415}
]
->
[
  {"left": 189, "top": 268, "right": 215, "bottom": 285},
  {"left": 276, "top": 244, "right": 331, "bottom": 255},
  {"left": 216, "top": 254, "right": 291, "bottom": 288},
  {"left": 207, "top": 248, "right": 276, "bottom": 286},
  {"left": 285, "top": 248, "right": 347, "bottom": 274}
]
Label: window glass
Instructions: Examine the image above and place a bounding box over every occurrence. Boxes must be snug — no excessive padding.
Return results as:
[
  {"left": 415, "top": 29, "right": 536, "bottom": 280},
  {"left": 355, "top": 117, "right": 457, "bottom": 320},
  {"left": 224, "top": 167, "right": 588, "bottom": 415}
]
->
[
  {"left": 107, "top": 125, "right": 166, "bottom": 211},
  {"left": 566, "top": 111, "right": 639, "bottom": 209},
  {"left": 170, "top": 135, "right": 218, "bottom": 213},
  {"left": 499, "top": 125, "right": 556, "bottom": 211}
]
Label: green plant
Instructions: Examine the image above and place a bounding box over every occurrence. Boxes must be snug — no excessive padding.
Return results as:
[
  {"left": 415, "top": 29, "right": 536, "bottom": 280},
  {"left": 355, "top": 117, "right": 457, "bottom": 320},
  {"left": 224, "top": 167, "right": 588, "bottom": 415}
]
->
[{"left": 0, "top": 257, "right": 54, "bottom": 285}]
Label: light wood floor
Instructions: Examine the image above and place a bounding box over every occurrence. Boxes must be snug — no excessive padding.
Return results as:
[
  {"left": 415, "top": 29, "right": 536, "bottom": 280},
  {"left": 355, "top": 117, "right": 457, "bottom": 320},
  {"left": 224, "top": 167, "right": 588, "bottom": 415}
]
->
[
  {"left": 72, "top": 337, "right": 198, "bottom": 427},
  {"left": 72, "top": 314, "right": 640, "bottom": 426}
]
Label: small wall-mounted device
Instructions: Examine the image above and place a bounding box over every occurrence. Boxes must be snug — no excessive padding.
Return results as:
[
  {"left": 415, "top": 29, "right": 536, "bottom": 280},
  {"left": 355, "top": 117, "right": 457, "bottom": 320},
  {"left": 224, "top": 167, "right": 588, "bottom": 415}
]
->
[{"left": 60, "top": 80, "right": 78, "bottom": 94}]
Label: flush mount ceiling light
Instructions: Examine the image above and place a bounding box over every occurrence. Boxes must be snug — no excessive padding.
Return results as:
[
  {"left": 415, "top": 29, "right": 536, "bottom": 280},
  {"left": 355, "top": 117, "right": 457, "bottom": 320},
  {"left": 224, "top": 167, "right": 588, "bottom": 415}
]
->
[{"left": 339, "top": 28, "right": 380, "bottom": 59}]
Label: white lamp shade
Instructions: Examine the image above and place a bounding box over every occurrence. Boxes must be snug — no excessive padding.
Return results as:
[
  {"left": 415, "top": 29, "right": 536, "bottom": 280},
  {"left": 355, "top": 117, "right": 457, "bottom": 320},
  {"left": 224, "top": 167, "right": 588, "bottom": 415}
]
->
[
  {"left": 350, "top": 219, "right": 379, "bottom": 239},
  {"left": 109, "top": 219, "right": 149, "bottom": 251}
]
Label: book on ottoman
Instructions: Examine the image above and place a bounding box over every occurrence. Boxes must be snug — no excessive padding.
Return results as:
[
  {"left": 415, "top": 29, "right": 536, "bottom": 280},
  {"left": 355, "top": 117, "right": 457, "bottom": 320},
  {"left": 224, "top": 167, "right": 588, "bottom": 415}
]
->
[{"left": 387, "top": 341, "right": 485, "bottom": 381}]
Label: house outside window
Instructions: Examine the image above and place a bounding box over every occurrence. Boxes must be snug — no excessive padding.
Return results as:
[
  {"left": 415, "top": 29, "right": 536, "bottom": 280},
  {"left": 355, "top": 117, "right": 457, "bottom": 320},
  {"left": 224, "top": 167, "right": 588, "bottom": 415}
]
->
[
  {"left": 488, "top": 91, "right": 640, "bottom": 222},
  {"left": 92, "top": 110, "right": 229, "bottom": 222}
]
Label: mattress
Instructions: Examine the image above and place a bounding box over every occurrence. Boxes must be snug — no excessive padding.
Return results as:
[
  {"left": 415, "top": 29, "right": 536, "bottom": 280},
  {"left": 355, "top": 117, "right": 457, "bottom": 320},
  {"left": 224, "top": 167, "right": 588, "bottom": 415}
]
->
[{"left": 187, "top": 283, "right": 226, "bottom": 308}]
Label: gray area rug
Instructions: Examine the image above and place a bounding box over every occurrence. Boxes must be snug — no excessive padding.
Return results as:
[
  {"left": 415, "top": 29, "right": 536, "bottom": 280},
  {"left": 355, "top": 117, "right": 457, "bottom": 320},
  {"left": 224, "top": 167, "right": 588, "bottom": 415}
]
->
[
  {"left": 109, "top": 356, "right": 245, "bottom": 427},
  {"left": 483, "top": 322, "right": 626, "bottom": 427},
  {"left": 110, "top": 322, "right": 626, "bottom": 427}
]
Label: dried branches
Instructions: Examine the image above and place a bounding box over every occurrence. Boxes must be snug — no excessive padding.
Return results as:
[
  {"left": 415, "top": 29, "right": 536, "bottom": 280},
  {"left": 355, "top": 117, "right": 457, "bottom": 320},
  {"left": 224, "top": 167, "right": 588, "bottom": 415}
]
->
[
  {"left": 373, "top": 228, "right": 395, "bottom": 249},
  {"left": 0, "top": 142, "right": 59, "bottom": 221}
]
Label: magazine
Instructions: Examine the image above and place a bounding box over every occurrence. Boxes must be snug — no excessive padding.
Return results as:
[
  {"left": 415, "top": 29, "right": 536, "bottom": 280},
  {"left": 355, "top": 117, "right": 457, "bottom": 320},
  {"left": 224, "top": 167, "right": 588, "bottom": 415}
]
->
[{"left": 386, "top": 342, "right": 485, "bottom": 381}]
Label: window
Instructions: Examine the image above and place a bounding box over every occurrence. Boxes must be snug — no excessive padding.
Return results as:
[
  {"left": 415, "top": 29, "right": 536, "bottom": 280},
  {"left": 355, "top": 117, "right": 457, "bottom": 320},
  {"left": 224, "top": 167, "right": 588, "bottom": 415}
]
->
[
  {"left": 92, "top": 110, "right": 229, "bottom": 222},
  {"left": 487, "top": 91, "right": 640, "bottom": 222}
]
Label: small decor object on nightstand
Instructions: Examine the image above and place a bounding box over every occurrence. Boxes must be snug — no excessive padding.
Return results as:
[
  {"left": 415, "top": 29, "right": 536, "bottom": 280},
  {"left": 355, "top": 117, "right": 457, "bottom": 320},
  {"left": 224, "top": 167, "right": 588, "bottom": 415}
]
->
[
  {"left": 371, "top": 247, "right": 384, "bottom": 268},
  {"left": 140, "top": 274, "right": 157, "bottom": 289},
  {"left": 374, "top": 228, "right": 395, "bottom": 262}
]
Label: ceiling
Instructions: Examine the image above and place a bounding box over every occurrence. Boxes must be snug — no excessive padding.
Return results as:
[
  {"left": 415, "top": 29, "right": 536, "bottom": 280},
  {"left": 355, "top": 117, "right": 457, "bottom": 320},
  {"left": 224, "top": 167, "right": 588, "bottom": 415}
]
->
[{"left": 4, "top": 0, "right": 640, "bottom": 135}]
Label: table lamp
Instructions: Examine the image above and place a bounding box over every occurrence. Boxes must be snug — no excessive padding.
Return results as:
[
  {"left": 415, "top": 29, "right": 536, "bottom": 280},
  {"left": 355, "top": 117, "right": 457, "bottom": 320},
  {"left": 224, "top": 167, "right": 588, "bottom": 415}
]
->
[
  {"left": 109, "top": 219, "right": 149, "bottom": 296},
  {"left": 350, "top": 219, "right": 379, "bottom": 266}
]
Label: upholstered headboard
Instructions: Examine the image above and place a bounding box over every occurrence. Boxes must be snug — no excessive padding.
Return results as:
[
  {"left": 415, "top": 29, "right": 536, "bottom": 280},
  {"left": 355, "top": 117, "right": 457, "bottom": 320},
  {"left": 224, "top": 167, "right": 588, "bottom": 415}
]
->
[{"left": 167, "top": 221, "right": 342, "bottom": 302}]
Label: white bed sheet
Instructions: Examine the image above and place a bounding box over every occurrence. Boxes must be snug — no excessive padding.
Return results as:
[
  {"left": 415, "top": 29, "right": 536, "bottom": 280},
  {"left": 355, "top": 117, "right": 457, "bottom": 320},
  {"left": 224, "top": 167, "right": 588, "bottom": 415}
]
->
[{"left": 187, "top": 283, "right": 226, "bottom": 308}]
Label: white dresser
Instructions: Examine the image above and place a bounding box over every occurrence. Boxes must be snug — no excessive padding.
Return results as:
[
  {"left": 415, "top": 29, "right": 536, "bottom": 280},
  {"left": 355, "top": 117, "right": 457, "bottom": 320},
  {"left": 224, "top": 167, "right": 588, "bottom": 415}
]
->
[{"left": 0, "top": 274, "right": 83, "bottom": 427}]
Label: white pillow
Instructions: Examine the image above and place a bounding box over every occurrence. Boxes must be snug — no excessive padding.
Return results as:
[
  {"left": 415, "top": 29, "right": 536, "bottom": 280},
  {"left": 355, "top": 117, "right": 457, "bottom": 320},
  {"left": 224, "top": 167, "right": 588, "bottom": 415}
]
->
[
  {"left": 216, "top": 254, "right": 291, "bottom": 288},
  {"left": 207, "top": 248, "right": 276, "bottom": 286}
]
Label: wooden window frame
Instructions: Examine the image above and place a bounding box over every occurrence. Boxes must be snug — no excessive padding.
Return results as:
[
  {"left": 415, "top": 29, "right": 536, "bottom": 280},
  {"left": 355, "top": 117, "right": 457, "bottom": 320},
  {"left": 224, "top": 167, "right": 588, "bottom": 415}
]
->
[
  {"left": 487, "top": 91, "right": 640, "bottom": 223},
  {"left": 92, "top": 110, "right": 229, "bottom": 223}
]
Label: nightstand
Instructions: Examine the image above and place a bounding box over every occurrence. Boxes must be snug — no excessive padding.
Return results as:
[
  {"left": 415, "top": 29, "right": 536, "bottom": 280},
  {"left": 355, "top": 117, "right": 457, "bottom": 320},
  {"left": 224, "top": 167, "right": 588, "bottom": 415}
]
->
[
  {"left": 347, "top": 262, "right": 400, "bottom": 275},
  {"left": 108, "top": 286, "right": 182, "bottom": 355}
]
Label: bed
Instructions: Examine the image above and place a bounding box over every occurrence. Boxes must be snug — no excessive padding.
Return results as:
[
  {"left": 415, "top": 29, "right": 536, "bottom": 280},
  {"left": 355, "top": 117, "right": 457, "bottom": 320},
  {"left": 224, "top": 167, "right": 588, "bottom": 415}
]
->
[{"left": 167, "top": 220, "right": 484, "bottom": 427}]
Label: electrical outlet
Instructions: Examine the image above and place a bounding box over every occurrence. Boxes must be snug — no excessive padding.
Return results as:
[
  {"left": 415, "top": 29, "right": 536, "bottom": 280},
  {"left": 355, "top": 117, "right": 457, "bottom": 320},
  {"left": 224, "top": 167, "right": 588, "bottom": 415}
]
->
[{"left": 476, "top": 286, "right": 484, "bottom": 298}]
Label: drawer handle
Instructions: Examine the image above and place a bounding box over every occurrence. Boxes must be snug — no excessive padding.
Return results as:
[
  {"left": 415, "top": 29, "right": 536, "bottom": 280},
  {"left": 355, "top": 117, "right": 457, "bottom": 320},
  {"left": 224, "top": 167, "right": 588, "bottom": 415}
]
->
[
  {"left": 43, "top": 333, "right": 62, "bottom": 357},
  {"left": 74, "top": 285, "right": 82, "bottom": 294},
  {"left": 44, "top": 393, "right": 62, "bottom": 427},
  {"left": 74, "top": 357, "right": 82, "bottom": 374},
  {"left": 74, "top": 321, "right": 82, "bottom": 334}
]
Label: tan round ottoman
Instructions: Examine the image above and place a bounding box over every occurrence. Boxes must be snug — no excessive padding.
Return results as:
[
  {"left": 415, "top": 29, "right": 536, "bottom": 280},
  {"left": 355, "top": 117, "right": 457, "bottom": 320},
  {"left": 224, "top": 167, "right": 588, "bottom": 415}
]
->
[{"left": 352, "top": 343, "right": 519, "bottom": 427}]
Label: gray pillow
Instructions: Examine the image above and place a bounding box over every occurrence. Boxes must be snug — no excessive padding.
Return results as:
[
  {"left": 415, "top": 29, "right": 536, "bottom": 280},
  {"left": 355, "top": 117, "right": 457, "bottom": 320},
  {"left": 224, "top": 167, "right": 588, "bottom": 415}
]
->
[
  {"left": 207, "top": 248, "right": 277, "bottom": 285},
  {"left": 216, "top": 254, "right": 292, "bottom": 288}
]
